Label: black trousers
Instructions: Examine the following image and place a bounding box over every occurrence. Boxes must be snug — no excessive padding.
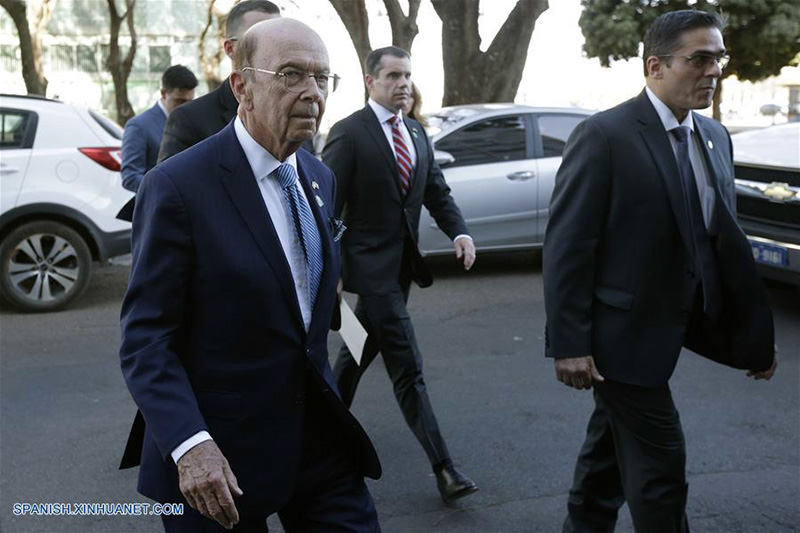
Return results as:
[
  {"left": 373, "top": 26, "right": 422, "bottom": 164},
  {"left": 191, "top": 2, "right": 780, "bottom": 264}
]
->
[
  {"left": 162, "top": 377, "right": 380, "bottom": 533},
  {"left": 332, "top": 276, "right": 450, "bottom": 468},
  {"left": 563, "top": 380, "right": 690, "bottom": 533}
]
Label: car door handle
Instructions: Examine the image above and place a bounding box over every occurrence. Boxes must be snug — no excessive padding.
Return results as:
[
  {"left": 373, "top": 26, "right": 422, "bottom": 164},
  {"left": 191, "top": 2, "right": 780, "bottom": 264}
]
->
[
  {"left": 0, "top": 164, "right": 20, "bottom": 175},
  {"left": 506, "top": 171, "right": 535, "bottom": 181}
]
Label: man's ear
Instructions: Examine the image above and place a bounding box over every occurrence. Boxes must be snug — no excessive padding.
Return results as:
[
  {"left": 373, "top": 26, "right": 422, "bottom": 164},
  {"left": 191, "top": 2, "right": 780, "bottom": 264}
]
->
[
  {"left": 365, "top": 74, "right": 374, "bottom": 93},
  {"left": 160, "top": 87, "right": 167, "bottom": 100},
  {"left": 224, "top": 39, "right": 236, "bottom": 59},
  {"left": 646, "top": 56, "right": 663, "bottom": 79},
  {"left": 230, "top": 72, "right": 250, "bottom": 109}
]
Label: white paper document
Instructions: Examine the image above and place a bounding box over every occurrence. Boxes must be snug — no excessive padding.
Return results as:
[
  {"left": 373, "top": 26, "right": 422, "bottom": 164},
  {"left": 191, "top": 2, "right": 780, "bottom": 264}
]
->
[{"left": 339, "top": 298, "right": 368, "bottom": 365}]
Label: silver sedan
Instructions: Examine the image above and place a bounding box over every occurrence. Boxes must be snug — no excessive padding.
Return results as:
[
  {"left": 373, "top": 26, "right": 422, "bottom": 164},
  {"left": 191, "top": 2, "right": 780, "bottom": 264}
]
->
[{"left": 417, "top": 104, "right": 594, "bottom": 256}]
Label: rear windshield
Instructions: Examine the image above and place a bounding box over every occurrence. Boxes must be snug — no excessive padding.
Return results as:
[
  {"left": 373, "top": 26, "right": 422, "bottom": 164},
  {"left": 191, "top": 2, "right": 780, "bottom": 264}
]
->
[{"left": 89, "top": 109, "right": 123, "bottom": 140}]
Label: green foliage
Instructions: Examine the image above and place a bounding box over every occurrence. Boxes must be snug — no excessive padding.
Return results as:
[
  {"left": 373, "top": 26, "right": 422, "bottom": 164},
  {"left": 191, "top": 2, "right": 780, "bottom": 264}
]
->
[{"left": 579, "top": 0, "right": 800, "bottom": 81}]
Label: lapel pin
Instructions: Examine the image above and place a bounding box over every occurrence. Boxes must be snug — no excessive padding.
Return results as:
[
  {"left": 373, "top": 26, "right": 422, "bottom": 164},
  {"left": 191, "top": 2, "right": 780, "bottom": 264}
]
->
[
  {"left": 312, "top": 181, "right": 320, "bottom": 190},
  {"left": 412, "top": 128, "right": 419, "bottom": 139},
  {"left": 707, "top": 140, "right": 714, "bottom": 150},
  {"left": 315, "top": 195, "right": 325, "bottom": 207}
]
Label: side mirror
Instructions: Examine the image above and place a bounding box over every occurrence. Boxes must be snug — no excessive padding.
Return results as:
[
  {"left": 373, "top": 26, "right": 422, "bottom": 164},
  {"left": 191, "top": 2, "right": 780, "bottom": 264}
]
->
[{"left": 434, "top": 150, "right": 455, "bottom": 166}]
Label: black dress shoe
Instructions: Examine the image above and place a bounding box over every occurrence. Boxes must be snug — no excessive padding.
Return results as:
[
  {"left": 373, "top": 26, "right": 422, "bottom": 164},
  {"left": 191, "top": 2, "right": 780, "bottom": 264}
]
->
[{"left": 434, "top": 464, "right": 479, "bottom": 503}]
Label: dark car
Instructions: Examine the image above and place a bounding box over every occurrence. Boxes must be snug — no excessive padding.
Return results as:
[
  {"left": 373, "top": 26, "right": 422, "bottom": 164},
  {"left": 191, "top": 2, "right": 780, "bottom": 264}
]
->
[{"left": 731, "top": 123, "right": 800, "bottom": 286}]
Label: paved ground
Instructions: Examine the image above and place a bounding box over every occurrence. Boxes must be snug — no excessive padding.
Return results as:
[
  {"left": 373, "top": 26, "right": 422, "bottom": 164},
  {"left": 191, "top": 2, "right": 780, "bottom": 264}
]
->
[{"left": 1, "top": 252, "right": 797, "bottom": 532}]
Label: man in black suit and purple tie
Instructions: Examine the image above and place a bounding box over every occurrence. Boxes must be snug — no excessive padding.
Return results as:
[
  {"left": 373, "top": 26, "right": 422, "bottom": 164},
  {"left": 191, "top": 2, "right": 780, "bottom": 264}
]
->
[
  {"left": 543, "top": 10, "right": 778, "bottom": 532},
  {"left": 323, "top": 46, "right": 478, "bottom": 504}
]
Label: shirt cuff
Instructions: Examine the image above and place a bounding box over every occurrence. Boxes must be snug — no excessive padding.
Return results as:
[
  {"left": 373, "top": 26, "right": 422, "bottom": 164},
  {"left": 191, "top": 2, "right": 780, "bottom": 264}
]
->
[
  {"left": 453, "top": 234, "right": 473, "bottom": 244},
  {"left": 171, "top": 431, "right": 213, "bottom": 464}
]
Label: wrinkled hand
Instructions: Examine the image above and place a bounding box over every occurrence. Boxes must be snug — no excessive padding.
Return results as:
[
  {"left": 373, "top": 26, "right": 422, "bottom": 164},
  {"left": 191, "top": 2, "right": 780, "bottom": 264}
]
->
[
  {"left": 746, "top": 349, "right": 778, "bottom": 381},
  {"left": 455, "top": 237, "right": 476, "bottom": 271},
  {"left": 177, "top": 440, "right": 242, "bottom": 530},
  {"left": 555, "top": 355, "right": 605, "bottom": 390}
]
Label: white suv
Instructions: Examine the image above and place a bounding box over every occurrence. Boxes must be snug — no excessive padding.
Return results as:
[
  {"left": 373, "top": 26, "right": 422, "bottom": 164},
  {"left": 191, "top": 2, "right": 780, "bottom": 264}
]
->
[{"left": 0, "top": 94, "right": 133, "bottom": 312}]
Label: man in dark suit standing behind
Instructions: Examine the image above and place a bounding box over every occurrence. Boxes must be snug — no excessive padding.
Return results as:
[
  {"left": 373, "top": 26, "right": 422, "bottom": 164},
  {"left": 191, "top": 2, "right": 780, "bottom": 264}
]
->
[
  {"left": 120, "top": 18, "right": 380, "bottom": 532},
  {"left": 543, "top": 10, "right": 777, "bottom": 532},
  {"left": 323, "top": 46, "right": 478, "bottom": 504},
  {"left": 157, "top": 0, "right": 280, "bottom": 163},
  {"left": 121, "top": 65, "right": 197, "bottom": 192}
]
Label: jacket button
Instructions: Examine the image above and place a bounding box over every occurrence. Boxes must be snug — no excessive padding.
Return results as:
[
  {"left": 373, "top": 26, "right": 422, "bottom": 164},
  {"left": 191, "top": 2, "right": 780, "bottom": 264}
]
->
[
  {"left": 686, "top": 269, "right": 695, "bottom": 278},
  {"left": 322, "top": 387, "right": 330, "bottom": 393},
  {"left": 294, "top": 394, "right": 305, "bottom": 405}
]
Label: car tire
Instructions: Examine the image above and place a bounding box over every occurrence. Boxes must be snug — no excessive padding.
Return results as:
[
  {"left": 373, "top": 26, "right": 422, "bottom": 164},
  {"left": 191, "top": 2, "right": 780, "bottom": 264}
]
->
[{"left": 0, "top": 221, "right": 93, "bottom": 312}]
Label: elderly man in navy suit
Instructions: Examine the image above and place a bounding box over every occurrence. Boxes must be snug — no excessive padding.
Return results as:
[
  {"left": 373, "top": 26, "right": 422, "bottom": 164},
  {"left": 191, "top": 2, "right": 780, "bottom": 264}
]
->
[
  {"left": 119, "top": 18, "right": 381, "bottom": 532},
  {"left": 121, "top": 65, "right": 197, "bottom": 192}
]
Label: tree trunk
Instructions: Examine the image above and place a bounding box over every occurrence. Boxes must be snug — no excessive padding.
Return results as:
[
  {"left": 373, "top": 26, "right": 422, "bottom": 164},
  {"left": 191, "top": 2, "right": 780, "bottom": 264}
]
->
[
  {"left": 712, "top": 77, "right": 724, "bottom": 122},
  {"left": 1, "top": 0, "right": 48, "bottom": 95},
  {"left": 328, "top": 0, "right": 371, "bottom": 101},
  {"left": 431, "top": 0, "right": 549, "bottom": 106},
  {"left": 106, "top": 0, "right": 137, "bottom": 126},
  {"left": 199, "top": 0, "right": 225, "bottom": 91},
  {"left": 383, "top": 0, "right": 421, "bottom": 52}
]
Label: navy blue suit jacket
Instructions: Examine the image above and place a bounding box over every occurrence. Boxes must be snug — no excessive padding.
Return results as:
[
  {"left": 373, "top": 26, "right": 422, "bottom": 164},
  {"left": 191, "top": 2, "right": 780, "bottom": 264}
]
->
[
  {"left": 121, "top": 103, "right": 166, "bottom": 192},
  {"left": 119, "top": 122, "right": 381, "bottom": 512}
]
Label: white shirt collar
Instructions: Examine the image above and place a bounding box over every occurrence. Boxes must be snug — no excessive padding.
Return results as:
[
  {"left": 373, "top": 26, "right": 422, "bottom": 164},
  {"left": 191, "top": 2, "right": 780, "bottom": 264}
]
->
[
  {"left": 233, "top": 116, "right": 298, "bottom": 183},
  {"left": 368, "top": 98, "right": 403, "bottom": 125},
  {"left": 157, "top": 98, "right": 169, "bottom": 117},
  {"left": 645, "top": 86, "right": 694, "bottom": 133}
]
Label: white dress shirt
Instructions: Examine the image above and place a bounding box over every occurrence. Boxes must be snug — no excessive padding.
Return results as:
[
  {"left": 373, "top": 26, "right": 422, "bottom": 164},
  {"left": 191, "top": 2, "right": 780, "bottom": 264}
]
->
[
  {"left": 645, "top": 87, "right": 717, "bottom": 233},
  {"left": 157, "top": 98, "right": 168, "bottom": 117},
  {"left": 170, "top": 116, "right": 316, "bottom": 464}
]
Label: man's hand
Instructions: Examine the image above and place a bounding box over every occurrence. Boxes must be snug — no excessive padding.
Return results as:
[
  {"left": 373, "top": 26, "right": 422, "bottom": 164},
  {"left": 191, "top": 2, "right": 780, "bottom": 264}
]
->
[
  {"left": 177, "top": 440, "right": 243, "bottom": 530},
  {"left": 555, "top": 355, "right": 605, "bottom": 390},
  {"left": 337, "top": 277, "right": 343, "bottom": 303},
  {"left": 455, "top": 237, "right": 476, "bottom": 271},
  {"left": 746, "top": 349, "right": 778, "bottom": 381}
]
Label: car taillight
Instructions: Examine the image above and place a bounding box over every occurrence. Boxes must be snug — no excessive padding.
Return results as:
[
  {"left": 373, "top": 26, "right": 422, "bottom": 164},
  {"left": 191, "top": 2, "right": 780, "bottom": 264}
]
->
[{"left": 79, "top": 147, "right": 122, "bottom": 171}]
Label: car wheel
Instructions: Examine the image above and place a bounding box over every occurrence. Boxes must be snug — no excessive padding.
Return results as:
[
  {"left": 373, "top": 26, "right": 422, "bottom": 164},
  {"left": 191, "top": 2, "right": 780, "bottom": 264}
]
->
[{"left": 0, "top": 221, "right": 93, "bottom": 312}]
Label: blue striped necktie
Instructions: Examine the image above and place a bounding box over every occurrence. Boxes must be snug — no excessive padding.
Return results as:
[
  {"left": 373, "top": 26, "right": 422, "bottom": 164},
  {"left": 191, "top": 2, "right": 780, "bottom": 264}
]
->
[{"left": 273, "top": 163, "right": 323, "bottom": 309}]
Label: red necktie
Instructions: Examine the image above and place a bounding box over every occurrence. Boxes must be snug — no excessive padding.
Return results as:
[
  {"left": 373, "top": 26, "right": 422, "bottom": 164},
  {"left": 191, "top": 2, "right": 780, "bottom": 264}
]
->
[{"left": 388, "top": 115, "right": 412, "bottom": 193}]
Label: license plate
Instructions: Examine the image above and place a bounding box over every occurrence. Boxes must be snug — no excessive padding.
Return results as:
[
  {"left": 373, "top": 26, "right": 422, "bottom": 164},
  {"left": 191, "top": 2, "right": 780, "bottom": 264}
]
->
[{"left": 750, "top": 240, "right": 788, "bottom": 267}]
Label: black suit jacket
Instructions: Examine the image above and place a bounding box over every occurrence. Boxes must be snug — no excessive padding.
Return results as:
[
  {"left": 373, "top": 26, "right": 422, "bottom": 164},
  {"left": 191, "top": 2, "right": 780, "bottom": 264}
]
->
[
  {"left": 120, "top": 124, "right": 380, "bottom": 510},
  {"left": 543, "top": 90, "right": 774, "bottom": 387},
  {"left": 157, "top": 78, "right": 238, "bottom": 164},
  {"left": 323, "top": 105, "right": 469, "bottom": 295}
]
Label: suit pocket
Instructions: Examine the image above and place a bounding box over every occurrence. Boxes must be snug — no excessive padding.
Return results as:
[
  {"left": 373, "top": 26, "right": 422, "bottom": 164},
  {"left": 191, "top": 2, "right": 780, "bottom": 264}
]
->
[
  {"left": 195, "top": 390, "right": 243, "bottom": 420},
  {"left": 594, "top": 286, "right": 634, "bottom": 311}
]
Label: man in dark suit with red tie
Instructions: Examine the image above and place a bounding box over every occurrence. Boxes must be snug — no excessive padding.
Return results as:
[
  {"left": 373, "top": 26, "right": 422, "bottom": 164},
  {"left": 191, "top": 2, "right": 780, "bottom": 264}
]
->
[
  {"left": 323, "top": 46, "right": 478, "bottom": 504},
  {"left": 543, "top": 10, "right": 777, "bottom": 532}
]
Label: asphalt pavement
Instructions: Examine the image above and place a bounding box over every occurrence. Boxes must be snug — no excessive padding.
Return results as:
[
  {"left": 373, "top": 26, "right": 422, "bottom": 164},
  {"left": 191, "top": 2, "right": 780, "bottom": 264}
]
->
[{"left": 1, "top": 252, "right": 798, "bottom": 532}]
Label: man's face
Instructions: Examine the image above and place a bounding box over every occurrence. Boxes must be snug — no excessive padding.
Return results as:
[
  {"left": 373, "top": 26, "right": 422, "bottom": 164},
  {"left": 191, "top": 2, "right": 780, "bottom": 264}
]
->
[
  {"left": 161, "top": 88, "right": 195, "bottom": 114},
  {"left": 239, "top": 34, "right": 329, "bottom": 155},
  {"left": 224, "top": 11, "right": 280, "bottom": 58},
  {"left": 367, "top": 55, "right": 411, "bottom": 113},
  {"left": 648, "top": 26, "right": 725, "bottom": 119}
]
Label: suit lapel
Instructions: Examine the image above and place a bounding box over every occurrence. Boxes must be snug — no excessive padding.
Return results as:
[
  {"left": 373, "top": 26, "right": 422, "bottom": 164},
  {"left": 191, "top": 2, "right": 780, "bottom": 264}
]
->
[
  {"left": 359, "top": 106, "right": 405, "bottom": 201},
  {"left": 218, "top": 128, "right": 304, "bottom": 327},
  {"left": 404, "top": 116, "right": 426, "bottom": 197},
  {"left": 635, "top": 92, "right": 694, "bottom": 256},
  {"left": 693, "top": 115, "right": 736, "bottom": 216},
  {"left": 296, "top": 154, "right": 335, "bottom": 327}
]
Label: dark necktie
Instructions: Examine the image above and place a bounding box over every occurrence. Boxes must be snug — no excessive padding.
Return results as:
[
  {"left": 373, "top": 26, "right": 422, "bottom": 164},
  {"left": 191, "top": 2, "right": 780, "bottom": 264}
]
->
[
  {"left": 273, "top": 163, "right": 323, "bottom": 309},
  {"left": 671, "top": 126, "right": 720, "bottom": 320},
  {"left": 388, "top": 115, "right": 412, "bottom": 194}
]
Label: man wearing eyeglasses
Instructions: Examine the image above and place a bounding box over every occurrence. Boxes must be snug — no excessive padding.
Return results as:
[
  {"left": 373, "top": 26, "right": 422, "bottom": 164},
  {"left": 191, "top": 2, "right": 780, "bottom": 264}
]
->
[
  {"left": 120, "top": 18, "right": 381, "bottom": 532},
  {"left": 157, "top": 0, "right": 280, "bottom": 163},
  {"left": 323, "top": 46, "right": 478, "bottom": 504},
  {"left": 544, "top": 10, "right": 777, "bottom": 532}
]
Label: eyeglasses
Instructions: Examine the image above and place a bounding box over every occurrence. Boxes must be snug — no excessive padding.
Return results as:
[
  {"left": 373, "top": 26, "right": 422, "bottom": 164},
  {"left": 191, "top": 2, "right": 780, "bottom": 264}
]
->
[
  {"left": 240, "top": 67, "right": 340, "bottom": 93},
  {"left": 658, "top": 53, "right": 730, "bottom": 70}
]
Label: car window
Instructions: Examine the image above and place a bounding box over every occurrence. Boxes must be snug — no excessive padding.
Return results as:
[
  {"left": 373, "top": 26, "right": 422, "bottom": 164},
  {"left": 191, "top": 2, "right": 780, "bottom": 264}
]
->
[
  {"left": 538, "top": 114, "right": 587, "bottom": 158},
  {"left": 89, "top": 109, "right": 123, "bottom": 140},
  {"left": 435, "top": 115, "right": 526, "bottom": 167},
  {"left": 1, "top": 111, "right": 32, "bottom": 149}
]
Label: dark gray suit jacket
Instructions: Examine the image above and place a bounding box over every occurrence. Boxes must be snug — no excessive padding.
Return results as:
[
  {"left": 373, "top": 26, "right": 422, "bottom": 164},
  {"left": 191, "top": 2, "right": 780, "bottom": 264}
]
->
[
  {"left": 543, "top": 90, "right": 774, "bottom": 387},
  {"left": 323, "top": 105, "right": 469, "bottom": 295},
  {"left": 157, "top": 78, "right": 238, "bottom": 164}
]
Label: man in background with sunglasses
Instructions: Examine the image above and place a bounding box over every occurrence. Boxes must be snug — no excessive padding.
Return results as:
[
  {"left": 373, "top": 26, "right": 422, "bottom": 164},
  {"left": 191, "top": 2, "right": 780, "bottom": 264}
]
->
[{"left": 544, "top": 10, "right": 777, "bottom": 532}]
